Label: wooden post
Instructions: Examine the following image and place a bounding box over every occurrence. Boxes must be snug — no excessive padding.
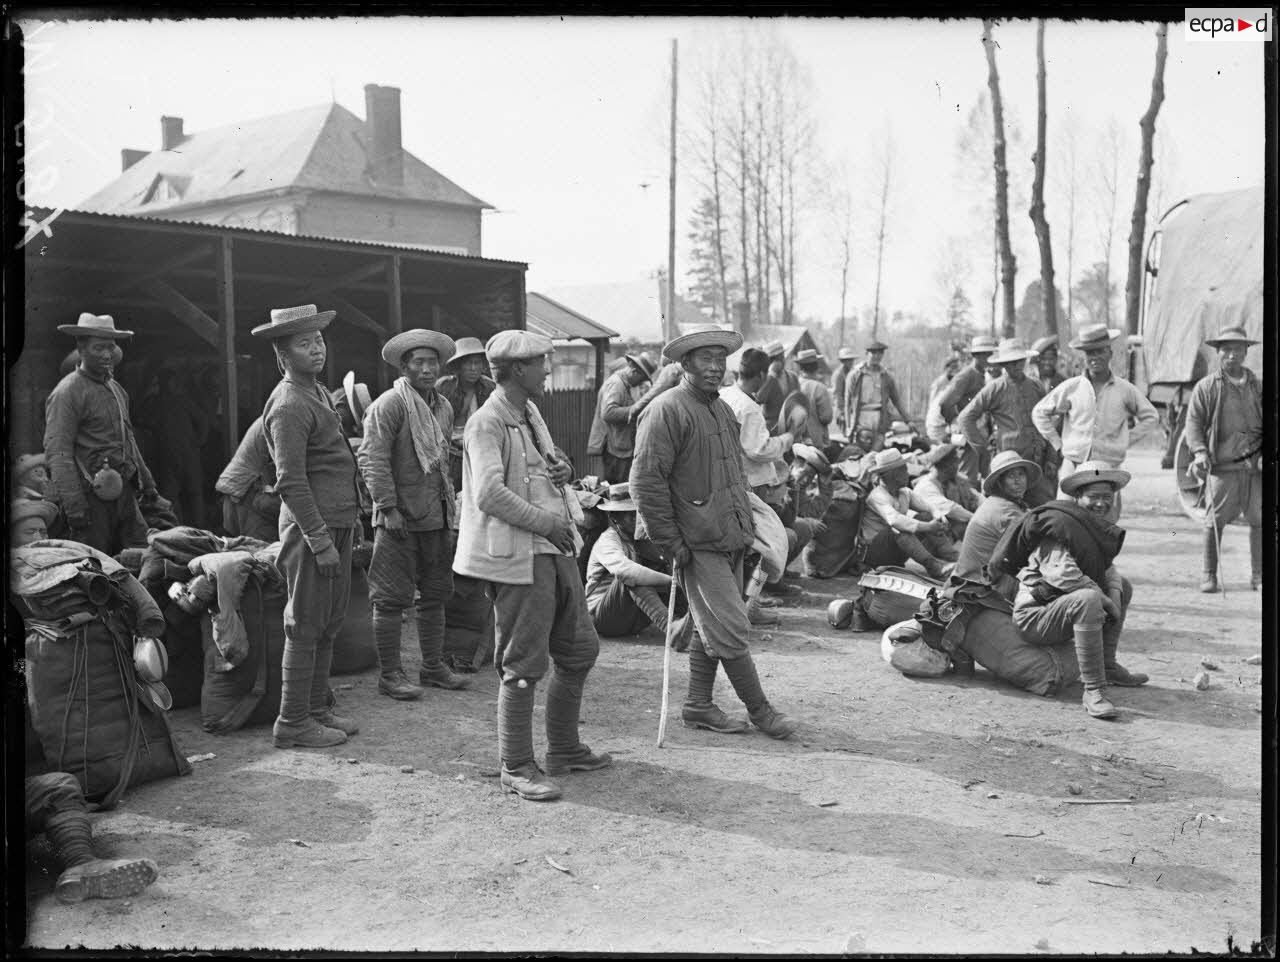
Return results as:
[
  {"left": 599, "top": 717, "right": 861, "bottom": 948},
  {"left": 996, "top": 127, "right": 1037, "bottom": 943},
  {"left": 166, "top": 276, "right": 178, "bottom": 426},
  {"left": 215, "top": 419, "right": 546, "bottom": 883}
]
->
[
  {"left": 381, "top": 254, "right": 403, "bottom": 393},
  {"left": 217, "top": 237, "right": 238, "bottom": 463},
  {"left": 594, "top": 339, "right": 606, "bottom": 391}
]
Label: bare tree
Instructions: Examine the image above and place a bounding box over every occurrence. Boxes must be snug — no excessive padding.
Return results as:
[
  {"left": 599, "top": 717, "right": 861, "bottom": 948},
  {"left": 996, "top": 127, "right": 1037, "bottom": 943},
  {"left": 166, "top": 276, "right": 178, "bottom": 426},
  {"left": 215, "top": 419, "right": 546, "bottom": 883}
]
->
[
  {"left": 1094, "top": 118, "right": 1124, "bottom": 328},
  {"left": 982, "top": 20, "right": 1018, "bottom": 337},
  {"left": 869, "top": 130, "right": 895, "bottom": 339},
  {"left": 1028, "top": 19, "right": 1057, "bottom": 337},
  {"left": 1057, "top": 114, "right": 1082, "bottom": 331},
  {"left": 1124, "top": 23, "right": 1168, "bottom": 334},
  {"left": 829, "top": 167, "right": 856, "bottom": 347}
]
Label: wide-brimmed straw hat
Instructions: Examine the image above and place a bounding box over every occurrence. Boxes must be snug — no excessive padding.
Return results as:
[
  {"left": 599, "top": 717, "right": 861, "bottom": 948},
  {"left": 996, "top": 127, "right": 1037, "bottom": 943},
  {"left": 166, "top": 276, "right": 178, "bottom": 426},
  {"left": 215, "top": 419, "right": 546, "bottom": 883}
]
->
[
  {"left": 983, "top": 450, "right": 1042, "bottom": 497},
  {"left": 1204, "top": 325, "right": 1259, "bottom": 348},
  {"left": 837, "top": 347, "right": 858, "bottom": 361},
  {"left": 381, "top": 329, "right": 457, "bottom": 367},
  {"left": 795, "top": 348, "right": 825, "bottom": 365},
  {"left": 597, "top": 482, "right": 638, "bottom": 512},
  {"left": 663, "top": 324, "right": 743, "bottom": 363},
  {"left": 57, "top": 312, "right": 134, "bottom": 339},
  {"left": 872, "top": 448, "right": 908, "bottom": 473},
  {"left": 1069, "top": 323, "right": 1121, "bottom": 351},
  {"left": 966, "top": 334, "right": 998, "bottom": 355},
  {"left": 450, "top": 336, "right": 488, "bottom": 363},
  {"left": 988, "top": 338, "right": 1034, "bottom": 365},
  {"left": 762, "top": 339, "right": 786, "bottom": 358},
  {"left": 341, "top": 371, "right": 372, "bottom": 422},
  {"left": 792, "top": 443, "right": 831, "bottom": 474},
  {"left": 1031, "top": 335, "right": 1058, "bottom": 355},
  {"left": 251, "top": 304, "right": 335, "bottom": 339},
  {"left": 9, "top": 498, "right": 58, "bottom": 527},
  {"left": 13, "top": 453, "right": 46, "bottom": 478},
  {"left": 1060, "top": 459, "right": 1131, "bottom": 498},
  {"left": 925, "top": 442, "right": 961, "bottom": 467},
  {"left": 625, "top": 352, "right": 658, "bottom": 379}
]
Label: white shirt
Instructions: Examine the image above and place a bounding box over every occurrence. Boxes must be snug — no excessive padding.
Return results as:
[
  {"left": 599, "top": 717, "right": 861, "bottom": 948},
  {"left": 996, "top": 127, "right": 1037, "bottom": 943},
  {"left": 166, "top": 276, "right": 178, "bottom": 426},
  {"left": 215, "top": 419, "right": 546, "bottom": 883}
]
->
[
  {"left": 1031, "top": 374, "right": 1159, "bottom": 466},
  {"left": 721, "top": 383, "right": 794, "bottom": 489}
]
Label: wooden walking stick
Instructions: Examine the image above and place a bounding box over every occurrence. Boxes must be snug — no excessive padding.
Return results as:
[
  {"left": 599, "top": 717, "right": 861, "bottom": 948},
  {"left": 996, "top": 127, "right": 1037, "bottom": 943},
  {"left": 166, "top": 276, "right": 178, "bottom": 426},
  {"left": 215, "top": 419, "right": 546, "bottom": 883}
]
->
[{"left": 656, "top": 561, "right": 681, "bottom": 748}]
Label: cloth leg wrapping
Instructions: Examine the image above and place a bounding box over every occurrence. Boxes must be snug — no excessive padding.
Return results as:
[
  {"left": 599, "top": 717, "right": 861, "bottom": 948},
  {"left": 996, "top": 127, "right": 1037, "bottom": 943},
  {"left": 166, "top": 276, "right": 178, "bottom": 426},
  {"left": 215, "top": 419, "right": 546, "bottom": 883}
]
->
[
  {"left": 1250, "top": 526, "right": 1262, "bottom": 578},
  {"left": 43, "top": 809, "right": 96, "bottom": 868},
  {"left": 414, "top": 530, "right": 455, "bottom": 670},
  {"left": 370, "top": 605, "right": 405, "bottom": 675},
  {"left": 498, "top": 679, "right": 537, "bottom": 770},
  {"left": 1203, "top": 526, "right": 1219, "bottom": 577},
  {"left": 720, "top": 651, "right": 767, "bottom": 714},
  {"left": 1074, "top": 624, "right": 1108, "bottom": 691},
  {"left": 685, "top": 646, "right": 719, "bottom": 709},
  {"left": 1102, "top": 577, "right": 1133, "bottom": 665},
  {"left": 544, "top": 667, "right": 589, "bottom": 756}
]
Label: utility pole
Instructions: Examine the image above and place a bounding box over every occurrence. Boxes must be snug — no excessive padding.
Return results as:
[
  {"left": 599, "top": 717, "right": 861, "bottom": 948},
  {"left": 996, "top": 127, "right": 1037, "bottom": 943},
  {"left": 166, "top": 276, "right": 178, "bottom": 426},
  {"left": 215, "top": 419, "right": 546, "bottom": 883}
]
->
[{"left": 667, "top": 38, "right": 678, "bottom": 343}]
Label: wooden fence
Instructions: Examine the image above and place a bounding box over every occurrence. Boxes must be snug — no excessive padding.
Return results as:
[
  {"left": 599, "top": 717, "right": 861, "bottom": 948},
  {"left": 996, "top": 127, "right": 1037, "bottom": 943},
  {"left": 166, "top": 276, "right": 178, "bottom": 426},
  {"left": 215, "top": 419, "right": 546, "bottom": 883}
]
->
[{"left": 541, "top": 386, "right": 602, "bottom": 479}]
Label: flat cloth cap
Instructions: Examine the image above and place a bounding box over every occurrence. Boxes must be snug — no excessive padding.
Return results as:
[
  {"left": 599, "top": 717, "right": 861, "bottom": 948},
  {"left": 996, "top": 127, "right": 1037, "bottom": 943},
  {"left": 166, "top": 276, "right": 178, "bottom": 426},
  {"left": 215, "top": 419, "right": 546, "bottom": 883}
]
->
[{"left": 486, "top": 329, "right": 555, "bottom": 362}]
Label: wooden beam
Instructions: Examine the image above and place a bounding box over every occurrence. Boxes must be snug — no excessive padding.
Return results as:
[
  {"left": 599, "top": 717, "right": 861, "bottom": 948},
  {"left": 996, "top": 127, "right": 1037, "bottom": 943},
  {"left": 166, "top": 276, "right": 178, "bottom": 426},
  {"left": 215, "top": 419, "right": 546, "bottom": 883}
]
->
[
  {"left": 218, "top": 238, "right": 239, "bottom": 464},
  {"left": 289, "top": 260, "right": 385, "bottom": 302},
  {"left": 380, "top": 255, "right": 403, "bottom": 393},
  {"left": 102, "top": 245, "right": 213, "bottom": 296},
  {"left": 327, "top": 294, "right": 387, "bottom": 339},
  {"left": 138, "top": 278, "right": 220, "bottom": 347}
]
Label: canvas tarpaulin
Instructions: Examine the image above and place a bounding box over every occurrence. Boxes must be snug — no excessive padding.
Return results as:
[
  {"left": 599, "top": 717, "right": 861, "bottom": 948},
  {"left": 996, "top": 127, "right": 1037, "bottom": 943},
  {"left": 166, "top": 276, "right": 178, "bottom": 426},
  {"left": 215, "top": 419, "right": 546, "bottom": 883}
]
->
[{"left": 1143, "top": 186, "right": 1263, "bottom": 386}]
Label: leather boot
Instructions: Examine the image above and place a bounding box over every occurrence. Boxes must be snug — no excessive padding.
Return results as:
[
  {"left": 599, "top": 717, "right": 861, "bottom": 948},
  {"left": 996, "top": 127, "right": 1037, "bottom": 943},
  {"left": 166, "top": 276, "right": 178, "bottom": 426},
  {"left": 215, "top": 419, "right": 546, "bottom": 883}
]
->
[
  {"left": 682, "top": 647, "right": 748, "bottom": 733},
  {"left": 721, "top": 653, "right": 797, "bottom": 739},
  {"left": 1201, "top": 527, "right": 1220, "bottom": 593},
  {"left": 372, "top": 606, "right": 423, "bottom": 699},
  {"left": 543, "top": 667, "right": 612, "bottom": 776},
  {"left": 899, "top": 533, "right": 946, "bottom": 580},
  {"left": 1250, "top": 526, "right": 1262, "bottom": 590},
  {"left": 746, "top": 596, "right": 780, "bottom": 627},
  {"left": 1103, "top": 633, "right": 1148, "bottom": 687},
  {"left": 417, "top": 602, "right": 471, "bottom": 690},
  {"left": 46, "top": 811, "right": 158, "bottom": 903},
  {"left": 1074, "top": 625, "right": 1118, "bottom": 720}
]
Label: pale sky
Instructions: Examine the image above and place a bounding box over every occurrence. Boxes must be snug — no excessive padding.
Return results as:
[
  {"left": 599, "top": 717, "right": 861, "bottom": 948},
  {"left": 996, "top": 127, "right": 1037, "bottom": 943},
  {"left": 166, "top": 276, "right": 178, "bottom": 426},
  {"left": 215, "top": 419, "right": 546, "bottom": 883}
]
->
[{"left": 19, "top": 15, "right": 1266, "bottom": 327}]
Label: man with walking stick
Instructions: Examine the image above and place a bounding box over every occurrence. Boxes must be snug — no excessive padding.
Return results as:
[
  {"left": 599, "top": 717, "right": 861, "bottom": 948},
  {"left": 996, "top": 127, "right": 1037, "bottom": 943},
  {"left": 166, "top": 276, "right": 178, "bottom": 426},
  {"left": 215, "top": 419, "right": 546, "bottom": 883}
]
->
[
  {"left": 453, "top": 330, "right": 611, "bottom": 802},
  {"left": 630, "top": 324, "right": 798, "bottom": 740}
]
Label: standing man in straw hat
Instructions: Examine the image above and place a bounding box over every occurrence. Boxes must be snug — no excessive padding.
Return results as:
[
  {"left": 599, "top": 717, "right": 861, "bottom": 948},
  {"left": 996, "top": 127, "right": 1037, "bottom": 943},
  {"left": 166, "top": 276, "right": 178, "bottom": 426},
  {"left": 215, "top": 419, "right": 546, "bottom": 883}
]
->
[
  {"left": 255, "top": 304, "right": 361, "bottom": 750},
  {"left": 358, "top": 328, "right": 472, "bottom": 701},
  {"left": 795, "top": 348, "right": 834, "bottom": 449},
  {"left": 1184, "top": 326, "right": 1263, "bottom": 593},
  {"left": 436, "top": 336, "right": 496, "bottom": 492},
  {"left": 454, "top": 330, "right": 610, "bottom": 802},
  {"left": 587, "top": 352, "right": 657, "bottom": 484},
  {"left": 631, "top": 324, "right": 798, "bottom": 740},
  {"left": 756, "top": 340, "right": 800, "bottom": 431},
  {"left": 831, "top": 347, "right": 859, "bottom": 435},
  {"left": 43, "top": 313, "right": 162, "bottom": 555},
  {"left": 957, "top": 338, "right": 1056, "bottom": 506},
  {"left": 842, "top": 340, "right": 911, "bottom": 453},
  {"left": 935, "top": 334, "right": 999, "bottom": 483},
  {"left": 1031, "top": 323, "right": 1159, "bottom": 521},
  {"left": 993, "top": 461, "right": 1147, "bottom": 720}
]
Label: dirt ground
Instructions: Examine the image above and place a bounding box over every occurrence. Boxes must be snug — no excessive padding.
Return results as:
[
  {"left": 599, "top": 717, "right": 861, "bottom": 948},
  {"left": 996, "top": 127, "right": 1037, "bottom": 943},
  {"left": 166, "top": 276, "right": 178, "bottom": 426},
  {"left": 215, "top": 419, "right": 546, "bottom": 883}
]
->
[{"left": 18, "top": 445, "right": 1268, "bottom": 955}]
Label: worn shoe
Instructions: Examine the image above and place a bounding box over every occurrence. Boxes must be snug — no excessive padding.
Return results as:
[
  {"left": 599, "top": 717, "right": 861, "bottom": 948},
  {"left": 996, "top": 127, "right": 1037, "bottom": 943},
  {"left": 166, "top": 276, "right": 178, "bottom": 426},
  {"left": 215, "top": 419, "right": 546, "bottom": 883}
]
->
[
  {"left": 273, "top": 719, "right": 348, "bottom": 749},
  {"left": 763, "top": 581, "right": 803, "bottom": 597},
  {"left": 682, "top": 704, "right": 750, "bottom": 734},
  {"left": 55, "top": 857, "right": 159, "bottom": 903},
  {"left": 747, "top": 604, "right": 780, "bottom": 627},
  {"left": 312, "top": 710, "right": 359, "bottom": 735},
  {"left": 544, "top": 744, "right": 613, "bottom": 777},
  {"left": 1082, "top": 688, "right": 1119, "bottom": 720},
  {"left": 1200, "top": 573, "right": 1219, "bottom": 593},
  {"left": 378, "top": 671, "right": 424, "bottom": 701},
  {"left": 500, "top": 763, "right": 562, "bottom": 802},
  {"left": 1106, "top": 663, "right": 1149, "bottom": 687},
  {"left": 749, "top": 704, "right": 798, "bottom": 739},
  {"left": 420, "top": 664, "right": 472, "bottom": 691}
]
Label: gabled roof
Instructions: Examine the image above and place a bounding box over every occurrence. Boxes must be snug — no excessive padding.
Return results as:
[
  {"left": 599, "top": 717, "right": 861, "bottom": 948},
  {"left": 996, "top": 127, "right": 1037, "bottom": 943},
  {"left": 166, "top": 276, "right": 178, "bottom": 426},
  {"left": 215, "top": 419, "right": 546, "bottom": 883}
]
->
[
  {"left": 80, "top": 102, "right": 490, "bottom": 214},
  {"left": 527, "top": 292, "right": 618, "bottom": 342},
  {"left": 541, "top": 277, "right": 706, "bottom": 344}
]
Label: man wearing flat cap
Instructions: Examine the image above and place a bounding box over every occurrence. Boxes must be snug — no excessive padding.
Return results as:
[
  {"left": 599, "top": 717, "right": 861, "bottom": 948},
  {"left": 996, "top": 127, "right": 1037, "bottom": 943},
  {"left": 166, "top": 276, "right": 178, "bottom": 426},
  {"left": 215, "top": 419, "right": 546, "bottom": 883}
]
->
[
  {"left": 436, "top": 337, "right": 496, "bottom": 492},
  {"left": 958, "top": 338, "right": 1056, "bottom": 506},
  {"left": 358, "top": 328, "right": 472, "bottom": 701},
  {"left": 43, "top": 313, "right": 163, "bottom": 555},
  {"left": 1031, "top": 324, "right": 1158, "bottom": 521},
  {"left": 934, "top": 334, "right": 998, "bottom": 484},
  {"left": 631, "top": 324, "right": 798, "bottom": 741},
  {"left": 1184, "top": 326, "right": 1263, "bottom": 592},
  {"left": 842, "top": 340, "right": 911, "bottom": 453},
  {"left": 588, "top": 352, "right": 657, "bottom": 484},
  {"left": 795, "top": 349, "right": 834, "bottom": 449},
  {"left": 454, "top": 329, "right": 610, "bottom": 803},
  {"left": 992, "top": 461, "right": 1147, "bottom": 720},
  {"left": 255, "top": 305, "right": 362, "bottom": 750}
]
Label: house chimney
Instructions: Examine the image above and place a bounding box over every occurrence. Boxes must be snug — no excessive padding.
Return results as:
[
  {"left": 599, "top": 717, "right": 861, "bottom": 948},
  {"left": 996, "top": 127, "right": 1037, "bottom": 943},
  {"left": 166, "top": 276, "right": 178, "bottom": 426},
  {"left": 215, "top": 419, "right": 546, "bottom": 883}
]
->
[
  {"left": 364, "top": 84, "right": 403, "bottom": 187},
  {"left": 161, "top": 116, "right": 184, "bottom": 150},
  {"left": 121, "top": 148, "right": 148, "bottom": 171}
]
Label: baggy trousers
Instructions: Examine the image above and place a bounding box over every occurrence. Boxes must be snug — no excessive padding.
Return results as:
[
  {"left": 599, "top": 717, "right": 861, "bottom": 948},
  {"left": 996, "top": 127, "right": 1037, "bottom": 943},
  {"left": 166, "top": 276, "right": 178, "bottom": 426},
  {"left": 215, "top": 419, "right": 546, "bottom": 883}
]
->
[
  {"left": 275, "top": 520, "right": 355, "bottom": 725},
  {"left": 489, "top": 554, "right": 600, "bottom": 684},
  {"left": 25, "top": 772, "right": 88, "bottom": 836},
  {"left": 682, "top": 549, "right": 752, "bottom": 661},
  {"left": 587, "top": 577, "right": 663, "bottom": 638},
  {"left": 75, "top": 485, "right": 148, "bottom": 557},
  {"left": 1014, "top": 577, "right": 1133, "bottom": 647},
  {"left": 367, "top": 527, "right": 455, "bottom": 668}
]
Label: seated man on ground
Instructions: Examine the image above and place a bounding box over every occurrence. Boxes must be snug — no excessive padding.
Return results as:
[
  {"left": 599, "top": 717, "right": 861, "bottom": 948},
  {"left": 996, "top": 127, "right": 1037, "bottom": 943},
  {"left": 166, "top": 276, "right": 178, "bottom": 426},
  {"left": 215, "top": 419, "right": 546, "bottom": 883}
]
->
[
  {"left": 858, "top": 448, "right": 958, "bottom": 580},
  {"left": 955, "top": 450, "right": 1038, "bottom": 601},
  {"left": 584, "top": 484, "right": 679, "bottom": 638},
  {"left": 995, "top": 461, "right": 1148, "bottom": 720},
  {"left": 911, "top": 437, "right": 980, "bottom": 544},
  {"left": 12, "top": 499, "right": 161, "bottom": 904}
]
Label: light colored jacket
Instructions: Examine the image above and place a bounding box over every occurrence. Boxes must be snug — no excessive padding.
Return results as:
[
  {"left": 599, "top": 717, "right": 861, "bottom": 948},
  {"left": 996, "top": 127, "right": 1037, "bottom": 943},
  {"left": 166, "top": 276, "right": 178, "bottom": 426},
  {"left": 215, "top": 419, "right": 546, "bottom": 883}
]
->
[
  {"left": 453, "top": 390, "right": 573, "bottom": 586},
  {"left": 720, "top": 384, "right": 793, "bottom": 488},
  {"left": 1031, "top": 374, "right": 1159, "bottom": 466}
]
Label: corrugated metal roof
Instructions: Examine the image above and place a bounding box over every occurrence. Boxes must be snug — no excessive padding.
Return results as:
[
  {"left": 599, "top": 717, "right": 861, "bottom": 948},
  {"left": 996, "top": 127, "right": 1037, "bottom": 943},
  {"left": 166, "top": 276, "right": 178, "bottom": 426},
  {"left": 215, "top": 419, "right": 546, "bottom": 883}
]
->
[
  {"left": 527, "top": 292, "right": 618, "bottom": 342},
  {"left": 80, "top": 102, "right": 491, "bottom": 214},
  {"left": 26, "top": 206, "right": 527, "bottom": 268}
]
